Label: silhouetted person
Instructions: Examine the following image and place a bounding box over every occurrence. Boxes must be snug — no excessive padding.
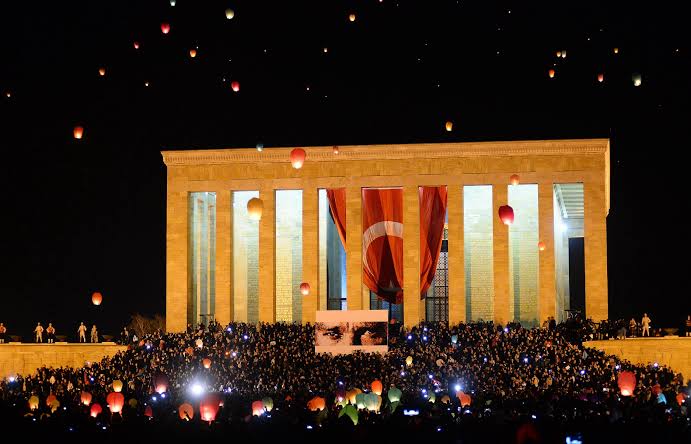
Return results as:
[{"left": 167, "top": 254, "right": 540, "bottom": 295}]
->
[{"left": 34, "top": 322, "right": 44, "bottom": 343}]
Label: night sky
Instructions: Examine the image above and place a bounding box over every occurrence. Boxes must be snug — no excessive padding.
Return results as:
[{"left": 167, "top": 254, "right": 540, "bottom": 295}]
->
[{"left": 1, "top": 1, "right": 689, "bottom": 339}]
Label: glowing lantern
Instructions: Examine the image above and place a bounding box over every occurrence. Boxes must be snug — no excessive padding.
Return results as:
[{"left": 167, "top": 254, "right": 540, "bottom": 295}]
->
[
  {"left": 613, "top": 47, "right": 619, "bottom": 54},
  {"left": 144, "top": 405, "right": 153, "bottom": 417},
  {"left": 364, "top": 393, "right": 381, "bottom": 412},
  {"left": 556, "top": 51, "right": 561, "bottom": 58},
  {"left": 45, "top": 394, "right": 56, "bottom": 407},
  {"left": 161, "top": 23, "right": 170, "bottom": 34},
  {"left": 632, "top": 73, "right": 642, "bottom": 87},
  {"left": 290, "top": 148, "right": 306, "bottom": 169},
  {"left": 445, "top": 121, "right": 453, "bottom": 132},
  {"left": 256, "top": 143, "right": 264, "bottom": 152},
  {"left": 498, "top": 205, "right": 514, "bottom": 225},
  {"left": 652, "top": 384, "right": 662, "bottom": 396},
  {"left": 457, "top": 391, "right": 472, "bottom": 407},
  {"left": 339, "top": 404, "right": 359, "bottom": 425},
  {"left": 509, "top": 174, "right": 520, "bottom": 185},
  {"left": 346, "top": 388, "right": 362, "bottom": 404},
  {"left": 189, "top": 49, "right": 197, "bottom": 58},
  {"left": 333, "top": 145, "right": 339, "bottom": 154},
  {"left": 154, "top": 374, "right": 169, "bottom": 394},
  {"left": 387, "top": 387, "right": 402, "bottom": 403},
  {"left": 300, "top": 282, "right": 311, "bottom": 296},
  {"left": 405, "top": 356, "right": 413, "bottom": 367},
  {"left": 261, "top": 397, "right": 273, "bottom": 412},
  {"left": 98, "top": 67, "right": 106, "bottom": 76},
  {"left": 225, "top": 8, "right": 234, "bottom": 19},
  {"left": 676, "top": 393, "right": 685, "bottom": 406},
  {"left": 561, "top": 50, "right": 567, "bottom": 59},
  {"left": 617, "top": 371, "right": 636, "bottom": 396},
  {"left": 133, "top": 41, "right": 140, "bottom": 50},
  {"left": 231, "top": 81, "right": 240, "bottom": 92},
  {"left": 112, "top": 379, "right": 123, "bottom": 392},
  {"left": 74, "top": 126, "right": 84, "bottom": 140},
  {"left": 107, "top": 392, "right": 125, "bottom": 414},
  {"left": 247, "top": 198, "right": 263, "bottom": 221},
  {"left": 441, "top": 395, "right": 451, "bottom": 404},
  {"left": 170, "top": 0, "right": 176, "bottom": 6},
  {"left": 90, "top": 403, "right": 102, "bottom": 417},
  {"left": 199, "top": 393, "right": 221, "bottom": 423},
  {"left": 538, "top": 241, "right": 546, "bottom": 251},
  {"left": 349, "top": 13, "right": 356, "bottom": 22},
  {"left": 355, "top": 393, "right": 366, "bottom": 410},
  {"left": 50, "top": 400, "right": 60, "bottom": 413},
  {"left": 307, "top": 396, "right": 326, "bottom": 412},
  {"left": 202, "top": 358, "right": 212, "bottom": 369},
  {"left": 185, "top": 346, "right": 194, "bottom": 356},
  {"left": 371, "top": 380, "right": 383, "bottom": 396},
  {"left": 80, "top": 391, "right": 92, "bottom": 406},
  {"left": 28, "top": 395, "right": 39, "bottom": 410},
  {"left": 251, "top": 400, "right": 264, "bottom": 416},
  {"left": 548, "top": 69, "right": 555, "bottom": 79},
  {"left": 178, "top": 403, "right": 194, "bottom": 421},
  {"left": 597, "top": 73, "right": 604, "bottom": 83}
]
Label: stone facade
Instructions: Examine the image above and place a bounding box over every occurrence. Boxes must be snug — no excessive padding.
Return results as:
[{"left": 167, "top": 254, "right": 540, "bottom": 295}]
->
[
  {"left": 0, "top": 344, "right": 127, "bottom": 378},
  {"left": 162, "top": 139, "right": 610, "bottom": 330}
]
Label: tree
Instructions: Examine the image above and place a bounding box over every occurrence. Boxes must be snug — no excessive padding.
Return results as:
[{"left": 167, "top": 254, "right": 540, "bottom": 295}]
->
[{"left": 127, "top": 313, "right": 165, "bottom": 338}]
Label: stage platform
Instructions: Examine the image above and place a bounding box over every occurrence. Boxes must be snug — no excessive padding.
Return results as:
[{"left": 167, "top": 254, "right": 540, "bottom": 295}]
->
[
  {"left": 584, "top": 337, "right": 691, "bottom": 382},
  {"left": 0, "top": 343, "right": 127, "bottom": 378}
]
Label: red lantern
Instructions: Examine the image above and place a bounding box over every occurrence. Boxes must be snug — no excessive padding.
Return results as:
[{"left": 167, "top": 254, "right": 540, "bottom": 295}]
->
[
  {"left": 80, "top": 391, "right": 92, "bottom": 406},
  {"left": 307, "top": 396, "right": 326, "bottom": 411},
  {"left": 597, "top": 73, "right": 604, "bottom": 83},
  {"left": 371, "top": 380, "right": 383, "bottom": 395},
  {"left": 251, "top": 400, "right": 264, "bottom": 416},
  {"left": 178, "top": 403, "right": 194, "bottom": 420},
  {"left": 202, "top": 358, "right": 212, "bottom": 369},
  {"left": 300, "top": 282, "right": 311, "bottom": 296},
  {"left": 457, "top": 391, "right": 472, "bottom": 407},
  {"left": 652, "top": 384, "right": 662, "bottom": 396},
  {"left": 73, "top": 126, "right": 84, "bottom": 140},
  {"left": 161, "top": 23, "right": 170, "bottom": 34},
  {"left": 46, "top": 394, "right": 57, "bottom": 407},
  {"left": 538, "top": 241, "right": 546, "bottom": 251},
  {"left": 231, "top": 81, "right": 240, "bottom": 92},
  {"left": 199, "top": 393, "right": 221, "bottom": 423},
  {"left": 98, "top": 67, "right": 106, "bottom": 77},
  {"left": 676, "top": 393, "right": 685, "bottom": 406},
  {"left": 90, "top": 403, "right": 102, "bottom": 417},
  {"left": 107, "top": 392, "right": 125, "bottom": 414},
  {"left": 509, "top": 174, "right": 520, "bottom": 186},
  {"left": 144, "top": 405, "right": 153, "bottom": 417},
  {"left": 91, "top": 291, "right": 102, "bottom": 305},
  {"left": 498, "top": 205, "right": 514, "bottom": 225},
  {"left": 290, "top": 148, "right": 306, "bottom": 169},
  {"left": 189, "top": 48, "right": 197, "bottom": 58},
  {"left": 617, "top": 371, "right": 636, "bottom": 396},
  {"left": 154, "top": 374, "right": 169, "bottom": 394},
  {"left": 548, "top": 69, "right": 555, "bottom": 78},
  {"left": 133, "top": 41, "right": 140, "bottom": 50}
]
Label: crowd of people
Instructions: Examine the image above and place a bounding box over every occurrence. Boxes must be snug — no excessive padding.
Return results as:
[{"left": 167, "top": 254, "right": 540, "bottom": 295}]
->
[{"left": 1, "top": 319, "right": 690, "bottom": 441}]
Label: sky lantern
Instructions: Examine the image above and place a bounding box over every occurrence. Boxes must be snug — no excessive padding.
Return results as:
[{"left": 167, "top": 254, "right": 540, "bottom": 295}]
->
[
  {"left": 28, "top": 395, "right": 39, "bottom": 410},
  {"left": 169, "top": 0, "right": 176, "bottom": 6},
  {"left": 144, "top": 405, "right": 153, "bottom": 417},
  {"left": 632, "top": 73, "right": 642, "bottom": 87},
  {"left": 46, "top": 394, "right": 57, "bottom": 406},
  {"left": 457, "top": 391, "right": 472, "bottom": 407},
  {"left": 185, "top": 346, "right": 194, "bottom": 356},
  {"left": 300, "top": 282, "right": 311, "bottom": 296},
  {"left": 133, "top": 41, "right": 140, "bottom": 49},
  {"left": 597, "top": 73, "right": 604, "bottom": 83},
  {"left": 112, "top": 379, "right": 123, "bottom": 392},
  {"left": 90, "top": 403, "right": 102, "bottom": 417},
  {"left": 256, "top": 143, "right": 264, "bottom": 152},
  {"left": 548, "top": 69, "right": 555, "bottom": 79},
  {"left": 617, "top": 371, "right": 636, "bottom": 396},
  {"left": 199, "top": 393, "right": 220, "bottom": 423},
  {"left": 107, "top": 392, "right": 125, "bottom": 414},
  {"left": 307, "top": 396, "right": 326, "bottom": 411},
  {"left": 561, "top": 50, "right": 567, "bottom": 58},
  {"left": 556, "top": 51, "right": 561, "bottom": 58},
  {"left": 387, "top": 387, "right": 402, "bottom": 403},
  {"left": 349, "top": 13, "right": 356, "bottom": 22},
  {"left": 247, "top": 197, "right": 263, "bottom": 221},
  {"left": 202, "top": 358, "right": 212, "bottom": 369},
  {"left": 98, "top": 67, "right": 106, "bottom": 76},
  {"left": 290, "top": 148, "right": 306, "bottom": 169},
  {"left": 346, "top": 388, "right": 362, "bottom": 404},
  {"left": 538, "top": 241, "right": 546, "bottom": 251},
  {"left": 371, "top": 380, "right": 383, "bottom": 395},
  {"left": 225, "top": 8, "right": 235, "bottom": 19},
  {"left": 178, "top": 403, "right": 194, "bottom": 420},
  {"left": 445, "top": 121, "right": 453, "bottom": 132},
  {"left": 161, "top": 23, "right": 171, "bottom": 34},
  {"left": 189, "top": 48, "right": 197, "bottom": 58},
  {"left": 498, "top": 205, "right": 514, "bottom": 225},
  {"left": 676, "top": 393, "right": 685, "bottom": 406},
  {"left": 80, "top": 391, "right": 92, "bottom": 406},
  {"left": 251, "top": 400, "right": 264, "bottom": 416},
  {"left": 509, "top": 174, "right": 520, "bottom": 185},
  {"left": 154, "top": 374, "right": 169, "bottom": 394},
  {"left": 262, "top": 397, "right": 274, "bottom": 412},
  {"left": 74, "top": 126, "right": 84, "bottom": 140},
  {"left": 91, "top": 291, "right": 102, "bottom": 305},
  {"left": 613, "top": 47, "right": 619, "bottom": 54},
  {"left": 333, "top": 145, "right": 339, "bottom": 154},
  {"left": 231, "top": 80, "right": 240, "bottom": 92},
  {"left": 405, "top": 355, "right": 413, "bottom": 367}
]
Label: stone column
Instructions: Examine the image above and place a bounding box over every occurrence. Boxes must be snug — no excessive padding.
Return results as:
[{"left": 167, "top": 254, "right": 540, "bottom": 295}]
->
[
  {"left": 493, "top": 184, "right": 510, "bottom": 326},
  {"left": 403, "top": 186, "right": 422, "bottom": 327},
  {"left": 258, "top": 186, "right": 275, "bottom": 322},
  {"left": 538, "top": 182, "right": 556, "bottom": 324},
  {"left": 584, "top": 176, "right": 608, "bottom": 321},
  {"left": 166, "top": 186, "right": 188, "bottom": 332},
  {"left": 302, "top": 186, "right": 318, "bottom": 324},
  {"left": 346, "top": 186, "right": 363, "bottom": 310},
  {"left": 447, "top": 185, "right": 465, "bottom": 324},
  {"left": 215, "top": 190, "right": 232, "bottom": 325}
]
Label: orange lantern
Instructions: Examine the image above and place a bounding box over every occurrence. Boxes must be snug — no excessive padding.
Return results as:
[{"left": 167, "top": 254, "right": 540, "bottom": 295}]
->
[
  {"left": 676, "top": 393, "right": 685, "bottom": 406},
  {"left": 457, "top": 391, "right": 472, "bottom": 407},
  {"left": 80, "top": 391, "right": 92, "bottom": 406},
  {"left": 189, "top": 49, "right": 197, "bottom": 58},
  {"left": 371, "top": 380, "right": 383, "bottom": 396},
  {"left": 231, "top": 81, "right": 240, "bottom": 92},
  {"left": 548, "top": 69, "right": 555, "bottom": 79},
  {"left": 613, "top": 47, "right": 619, "bottom": 54},
  {"left": 597, "top": 73, "right": 604, "bottom": 83},
  {"left": 652, "top": 384, "right": 662, "bottom": 396},
  {"left": 74, "top": 126, "right": 84, "bottom": 140},
  {"left": 185, "top": 346, "right": 194, "bottom": 356},
  {"left": 445, "top": 121, "right": 453, "bottom": 132},
  {"left": 45, "top": 394, "right": 57, "bottom": 407},
  {"left": 307, "top": 396, "right": 326, "bottom": 411},
  {"left": 300, "top": 282, "right": 311, "bottom": 296},
  {"left": 509, "top": 174, "right": 520, "bottom": 186},
  {"left": 154, "top": 374, "right": 169, "bottom": 394},
  {"left": 538, "top": 241, "right": 546, "bottom": 251},
  {"left": 107, "top": 392, "right": 125, "bottom": 414},
  {"left": 290, "top": 148, "right": 306, "bottom": 169},
  {"left": 251, "top": 400, "right": 264, "bottom": 416},
  {"left": 178, "top": 403, "right": 194, "bottom": 420},
  {"left": 28, "top": 395, "right": 39, "bottom": 410},
  {"left": 247, "top": 197, "right": 264, "bottom": 221},
  {"left": 91, "top": 291, "right": 102, "bottom": 305},
  {"left": 161, "top": 23, "right": 170, "bottom": 34},
  {"left": 346, "top": 388, "right": 362, "bottom": 404},
  {"left": 617, "top": 371, "right": 636, "bottom": 396},
  {"left": 90, "top": 402, "right": 102, "bottom": 417},
  {"left": 98, "top": 67, "right": 106, "bottom": 76},
  {"left": 333, "top": 145, "right": 339, "bottom": 154},
  {"left": 144, "top": 405, "right": 153, "bottom": 417},
  {"left": 349, "top": 13, "right": 356, "bottom": 22},
  {"left": 556, "top": 51, "right": 561, "bottom": 58},
  {"left": 202, "top": 358, "right": 212, "bottom": 369},
  {"left": 112, "top": 379, "right": 123, "bottom": 392},
  {"left": 498, "top": 205, "right": 514, "bottom": 225},
  {"left": 133, "top": 41, "right": 140, "bottom": 50},
  {"left": 199, "top": 393, "right": 221, "bottom": 423}
]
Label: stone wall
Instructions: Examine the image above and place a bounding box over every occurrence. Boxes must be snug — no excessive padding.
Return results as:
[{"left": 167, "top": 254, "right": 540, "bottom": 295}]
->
[{"left": 0, "top": 344, "right": 127, "bottom": 378}]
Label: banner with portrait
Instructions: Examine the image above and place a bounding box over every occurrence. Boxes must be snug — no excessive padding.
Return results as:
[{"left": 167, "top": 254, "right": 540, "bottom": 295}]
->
[{"left": 315, "top": 310, "right": 388, "bottom": 354}]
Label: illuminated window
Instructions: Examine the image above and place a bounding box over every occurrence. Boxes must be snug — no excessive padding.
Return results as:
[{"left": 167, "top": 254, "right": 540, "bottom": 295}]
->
[
  {"left": 275, "top": 190, "right": 303, "bottom": 322},
  {"left": 232, "top": 191, "right": 259, "bottom": 323},
  {"left": 188, "top": 192, "right": 216, "bottom": 326},
  {"left": 464, "top": 186, "right": 493, "bottom": 322}
]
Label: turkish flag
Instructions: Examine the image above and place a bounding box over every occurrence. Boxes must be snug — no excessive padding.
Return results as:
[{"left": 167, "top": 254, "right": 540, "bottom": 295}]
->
[{"left": 362, "top": 188, "right": 403, "bottom": 304}]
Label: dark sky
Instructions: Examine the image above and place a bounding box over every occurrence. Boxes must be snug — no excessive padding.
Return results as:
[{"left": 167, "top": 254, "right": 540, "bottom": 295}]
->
[{"left": 1, "top": 1, "right": 689, "bottom": 339}]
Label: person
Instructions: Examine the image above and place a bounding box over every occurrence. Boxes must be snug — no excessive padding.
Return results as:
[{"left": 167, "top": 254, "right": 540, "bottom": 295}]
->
[
  {"left": 91, "top": 324, "right": 99, "bottom": 343},
  {"left": 121, "top": 327, "right": 130, "bottom": 344},
  {"left": 0, "top": 322, "right": 6, "bottom": 344},
  {"left": 34, "top": 322, "right": 44, "bottom": 343},
  {"left": 548, "top": 317, "right": 556, "bottom": 330},
  {"left": 685, "top": 315, "right": 691, "bottom": 337},
  {"left": 641, "top": 313, "right": 651, "bottom": 337},
  {"left": 629, "top": 318, "right": 637, "bottom": 337},
  {"left": 46, "top": 323, "right": 56, "bottom": 344},
  {"left": 78, "top": 322, "right": 87, "bottom": 342}
]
